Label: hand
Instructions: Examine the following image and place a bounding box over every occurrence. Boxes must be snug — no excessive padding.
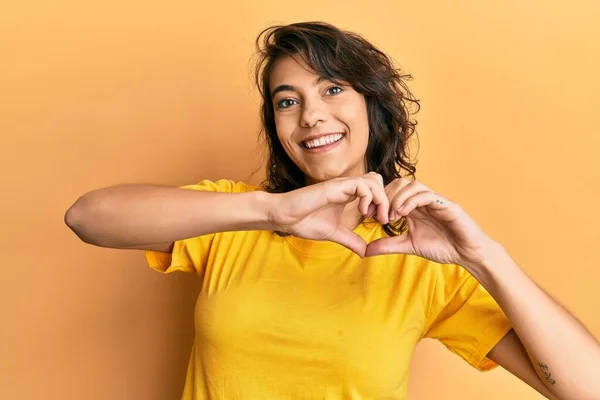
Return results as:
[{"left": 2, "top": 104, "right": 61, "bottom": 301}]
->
[
  {"left": 365, "top": 178, "right": 495, "bottom": 268},
  {"left": 268, "top": 172, "right": 390, "bottom": 257}
]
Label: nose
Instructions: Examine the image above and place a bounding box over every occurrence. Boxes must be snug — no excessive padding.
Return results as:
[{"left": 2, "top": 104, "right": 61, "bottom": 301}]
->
[{"left": 300, "top": 99, "right": 327, "bottom": 128}]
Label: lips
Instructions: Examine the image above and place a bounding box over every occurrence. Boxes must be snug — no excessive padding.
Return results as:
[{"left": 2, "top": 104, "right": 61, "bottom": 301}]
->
[{"left": 301, "top": 132, "right": 345, "bottom": 149}]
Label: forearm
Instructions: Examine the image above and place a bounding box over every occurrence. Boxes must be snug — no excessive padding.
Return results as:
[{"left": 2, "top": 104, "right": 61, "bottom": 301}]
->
[
  {"left": 65, "top": 185, "right": 274, "bottom": 247},
  {"left": 467, "top": 242, "right": 600, "bottom": 399}
]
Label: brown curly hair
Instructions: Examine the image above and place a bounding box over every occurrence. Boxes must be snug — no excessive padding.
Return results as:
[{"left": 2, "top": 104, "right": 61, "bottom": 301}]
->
[{"left": 253, "top": 21, "right": 420, "bottom": 236}]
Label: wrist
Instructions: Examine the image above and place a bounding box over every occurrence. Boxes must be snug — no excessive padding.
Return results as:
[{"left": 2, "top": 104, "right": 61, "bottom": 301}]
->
[
  {"left": 464, "top": 241, "right": 519, "bottom": 289},
  {"left": 246, "top": 190, "right": 280, "bottom": 232}
]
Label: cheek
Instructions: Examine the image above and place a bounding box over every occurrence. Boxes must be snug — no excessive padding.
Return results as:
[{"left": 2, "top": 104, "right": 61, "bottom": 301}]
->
[
  {"left": 274, "top": 116, "right": 299, "bottom": 156},
  {"left": 274, "top": 116, "right": 290, "bottom": 141},
  {"left": 340, "top": 102, "right": 369, "bottom": 140}
]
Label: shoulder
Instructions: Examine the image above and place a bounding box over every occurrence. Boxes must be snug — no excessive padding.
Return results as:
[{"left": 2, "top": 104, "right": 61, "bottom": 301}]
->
[
  {"left": 424, "top": 261, "right": 489, "bottom": 309},
  {"left": 180, "top": 179, "right": 263, "bottom": 193},
  {"left": 423, "top": 260, "right": 474, "bottom": 284}
]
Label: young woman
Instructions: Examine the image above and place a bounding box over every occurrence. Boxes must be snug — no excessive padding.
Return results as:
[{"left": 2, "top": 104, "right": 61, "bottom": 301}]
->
[{"left": 65, "top": 21, "right": 600, "bottom": 400}]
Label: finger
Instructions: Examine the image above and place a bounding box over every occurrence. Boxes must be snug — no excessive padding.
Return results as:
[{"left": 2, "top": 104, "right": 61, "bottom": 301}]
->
[
  {"left": 329, "top": 226, "right": 367, "bottom": 258},
  {"left": 357, "top": 178, "right": 386, "bottom": 221},
  {"left": 397, "top": 191, "right": 449, "bottom": 216},
  {"left": 385, "top": 178, "right": 413, "bottom": 220},
  {"left": 323, "top": 178, "right": 370, "bottom": 208},
  {"left": 384, "top": 177, "right": 410, "bottom": 195},
  {"left": 355, "top": 180, "right": 374, "bottom": 216},
  {"left": 365, "top": 203, "right": 377, "bottom": 219},
  {"left": 322, "top": 177, "right": 386, "bottom": 222},
  {"left": 370, "top": 173, "right": 389, "bottom": 222},
  {"left": 362, "top": 176, "right": 389, "bottom": 224},
  {"left": 367, "top": 171, "right": 384, "bottom": 188},
  {"left": 365, "top": 235, "right": 414, "bottom": 257},
  {"left": 389, "top": 181, "right": 432, "bottom": 221}
]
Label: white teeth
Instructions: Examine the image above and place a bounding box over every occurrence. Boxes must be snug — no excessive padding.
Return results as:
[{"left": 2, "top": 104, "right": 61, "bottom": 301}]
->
[{"left": 304, "top": 133, "right": 343, "bottom": 149}]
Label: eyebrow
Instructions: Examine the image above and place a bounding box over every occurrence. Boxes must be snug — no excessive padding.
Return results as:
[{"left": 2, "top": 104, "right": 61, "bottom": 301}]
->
[{"left": 270, "top": 76, "right": 328, "bottom": 98}]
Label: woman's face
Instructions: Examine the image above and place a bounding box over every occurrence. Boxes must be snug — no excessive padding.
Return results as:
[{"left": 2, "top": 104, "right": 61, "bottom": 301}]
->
[{"left": 269, "top": 55, "right": 370, "bottom": 184}]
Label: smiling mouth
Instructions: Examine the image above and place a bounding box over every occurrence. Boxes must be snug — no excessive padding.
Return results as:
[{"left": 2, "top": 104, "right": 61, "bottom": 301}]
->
[{"left": 301, "top": 133, "right": 345, "bottom": 149}]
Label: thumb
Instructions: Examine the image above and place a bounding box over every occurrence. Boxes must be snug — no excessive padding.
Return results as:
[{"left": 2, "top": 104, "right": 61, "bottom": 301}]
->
[
  {"left": 329, "top": 226, "right": 367, "bottom": 258},
  {"left": 365, "top": 235, "right": 414, "bottom": 257}
]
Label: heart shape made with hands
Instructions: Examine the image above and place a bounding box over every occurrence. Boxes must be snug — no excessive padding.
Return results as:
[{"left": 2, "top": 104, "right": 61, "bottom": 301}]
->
[
  {"left": 278, "top": 174, "right": 493, "bottom": 267},
  {"left": 327, "top": 183, "right": 490, "bottom": 267}
]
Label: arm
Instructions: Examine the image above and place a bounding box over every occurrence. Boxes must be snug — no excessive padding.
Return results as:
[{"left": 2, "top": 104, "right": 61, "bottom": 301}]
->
[
  {"left": 64, "top": 184, "right": 274, "bottom": 249},
  {"left": 467, "top": 242, "right": 600, "bottom": 400},
  {"left": 65, "top": 174, "right": 391, "bottom": 255},
  {"left": 361, "top": 176, "right": 600, "bottom": 398},
  {"left": 487, "top": 329, "right": 559, "bottom": 399}
]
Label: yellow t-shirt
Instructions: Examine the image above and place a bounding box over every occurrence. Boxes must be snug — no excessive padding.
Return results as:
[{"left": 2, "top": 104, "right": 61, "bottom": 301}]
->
[{"left": 145, "top": 179, "right": 512, "bottom": 400}]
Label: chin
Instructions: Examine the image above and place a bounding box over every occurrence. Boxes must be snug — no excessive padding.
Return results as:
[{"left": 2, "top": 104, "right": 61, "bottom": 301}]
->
[{"left": 304, "top": 168, "right": 346, "bottom": 184}]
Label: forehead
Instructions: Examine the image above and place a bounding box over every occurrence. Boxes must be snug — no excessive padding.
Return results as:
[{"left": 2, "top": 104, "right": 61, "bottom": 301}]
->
[{"left": 269, "top": 55, "right": 319, "bottom": 88}]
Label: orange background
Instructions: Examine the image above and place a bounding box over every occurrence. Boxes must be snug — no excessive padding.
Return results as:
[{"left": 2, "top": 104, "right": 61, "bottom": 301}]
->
[{"left": 2, "top": 1, "right": 599, "bottom": 399}]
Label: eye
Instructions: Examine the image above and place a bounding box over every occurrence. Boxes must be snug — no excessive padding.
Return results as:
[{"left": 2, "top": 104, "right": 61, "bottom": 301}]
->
[
  {"left": 277, "top": 98, "right": 298, "bottom": 109},
  {"left": 326, "top": 85, "right": 344, "bottom": 95}
]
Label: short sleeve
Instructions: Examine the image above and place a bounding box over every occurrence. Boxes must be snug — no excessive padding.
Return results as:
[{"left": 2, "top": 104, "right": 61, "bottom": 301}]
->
[
  {"left": 144, "top": 179, "right": 258, "bottom": 275},
  {"left": 422, "top": 264, "right": 513, "bottom": 371}
]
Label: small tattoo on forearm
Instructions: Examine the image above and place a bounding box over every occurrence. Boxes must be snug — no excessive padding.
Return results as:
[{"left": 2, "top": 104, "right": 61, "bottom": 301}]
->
[{"left": 538, "top": 363, "right": 556, "bottom": 385}]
